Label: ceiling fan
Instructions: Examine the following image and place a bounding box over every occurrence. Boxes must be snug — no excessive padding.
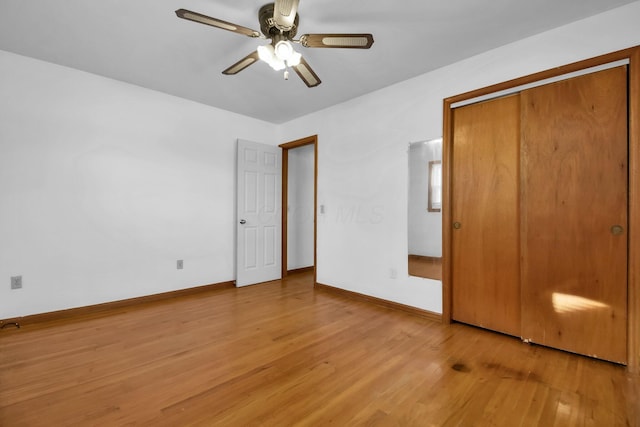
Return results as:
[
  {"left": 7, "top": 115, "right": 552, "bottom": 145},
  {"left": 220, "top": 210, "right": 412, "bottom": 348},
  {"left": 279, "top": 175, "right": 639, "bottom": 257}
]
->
[{"left": 175, "top": 0, "right": 374, "bottom": 87}]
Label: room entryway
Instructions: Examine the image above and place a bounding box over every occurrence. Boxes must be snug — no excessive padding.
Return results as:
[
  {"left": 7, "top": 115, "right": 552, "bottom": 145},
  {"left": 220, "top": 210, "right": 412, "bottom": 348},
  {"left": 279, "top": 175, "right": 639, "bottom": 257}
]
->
[{"left": 280, "top": 135, "right": 317, "bottom": 281}]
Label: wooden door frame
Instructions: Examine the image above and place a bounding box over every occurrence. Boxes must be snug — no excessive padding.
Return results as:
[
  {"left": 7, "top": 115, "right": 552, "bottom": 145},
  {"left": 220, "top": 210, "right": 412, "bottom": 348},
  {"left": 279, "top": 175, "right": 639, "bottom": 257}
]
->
[
  {"left": 442, "top": 46, "right": 640, "bottom": 373},
  {"left": 280, "top": 135, "right": 318, "bottom": 283}
]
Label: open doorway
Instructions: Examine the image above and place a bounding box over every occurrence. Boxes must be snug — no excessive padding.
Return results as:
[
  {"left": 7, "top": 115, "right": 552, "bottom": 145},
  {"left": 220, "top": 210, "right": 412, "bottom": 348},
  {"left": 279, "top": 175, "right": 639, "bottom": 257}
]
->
[{"left": 280, "top": 135, "right": 317, "bottom": 282}]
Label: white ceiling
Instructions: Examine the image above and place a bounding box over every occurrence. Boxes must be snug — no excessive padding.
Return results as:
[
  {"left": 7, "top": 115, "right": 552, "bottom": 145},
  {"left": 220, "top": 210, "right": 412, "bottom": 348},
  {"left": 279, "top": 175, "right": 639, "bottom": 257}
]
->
[{"left": 0, "top": 0, "right": 636, "bottom": 123}]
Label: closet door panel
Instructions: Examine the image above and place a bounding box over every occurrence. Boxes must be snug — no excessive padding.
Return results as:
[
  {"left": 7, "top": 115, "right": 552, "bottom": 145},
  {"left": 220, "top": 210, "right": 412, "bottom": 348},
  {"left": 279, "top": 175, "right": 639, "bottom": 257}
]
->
[
  {"left": 521, "top": 66, "right": 628, "bottom": 363},
  {"left": 451, "top": 94, "right": 521, "bottom": 337}
]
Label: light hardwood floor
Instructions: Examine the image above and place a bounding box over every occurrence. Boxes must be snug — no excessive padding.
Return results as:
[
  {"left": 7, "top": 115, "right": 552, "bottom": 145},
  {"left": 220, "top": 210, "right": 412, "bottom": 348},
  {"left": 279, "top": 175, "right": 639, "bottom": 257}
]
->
[{"left": 1, "top": 271, "right": 638, "bottom": 426}]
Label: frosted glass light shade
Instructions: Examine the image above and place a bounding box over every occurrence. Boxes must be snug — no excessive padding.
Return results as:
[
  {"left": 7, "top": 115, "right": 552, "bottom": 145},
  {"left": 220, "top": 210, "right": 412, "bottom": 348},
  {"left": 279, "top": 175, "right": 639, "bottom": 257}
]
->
[
  {"left": 257, "top": 44, "right": 285, "bottom": 71},
  {"left": 274, "top": 40, "right": 294, "bottom": 61}
]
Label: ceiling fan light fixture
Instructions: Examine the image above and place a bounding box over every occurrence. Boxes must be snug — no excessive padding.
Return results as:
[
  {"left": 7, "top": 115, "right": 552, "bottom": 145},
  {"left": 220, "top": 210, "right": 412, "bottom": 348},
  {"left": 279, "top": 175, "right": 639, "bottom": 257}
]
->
[
  {"left": 274, "top": 40, "right": 294, "bottom": 61},
  {"left": 287, "top": 51, "right": 302, "bottom": 67},
  {"left": 257, "top": 44, "right": 273, "bottom": 61},
  {"left": 274, "top": 40, "right": 301, "bottom": 67},
  {"left": 257, "top": 44, "right": 285, "bottom": 71}
]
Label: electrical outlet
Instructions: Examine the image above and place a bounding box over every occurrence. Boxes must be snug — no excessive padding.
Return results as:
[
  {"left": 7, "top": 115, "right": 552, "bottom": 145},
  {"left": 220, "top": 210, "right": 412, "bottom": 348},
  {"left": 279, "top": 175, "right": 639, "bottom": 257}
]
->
[
  {"left": 11, "top": 276, "right": 22, "bottom": 290},
  {"left": 177, "top": 260, "right": 183, "bottom": 270}
]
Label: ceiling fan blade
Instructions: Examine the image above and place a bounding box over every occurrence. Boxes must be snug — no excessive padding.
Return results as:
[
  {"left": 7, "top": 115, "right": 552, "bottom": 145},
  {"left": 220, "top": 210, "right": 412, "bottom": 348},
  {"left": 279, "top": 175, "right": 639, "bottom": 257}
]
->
[
  {"left": 175, "top": 9, "right": 261, "bottom": 38},
  {"left": 273, "top": 0, "right": 299, "bottom": 32},
  {"left": 222, "top": 51, "right": 260, "bottom": 75},
  {"left": 292, "top": 57, "right": 321, "bottom": 88},
  {"left": 300, "top": 34, "right": 374, "bottom": 49}
]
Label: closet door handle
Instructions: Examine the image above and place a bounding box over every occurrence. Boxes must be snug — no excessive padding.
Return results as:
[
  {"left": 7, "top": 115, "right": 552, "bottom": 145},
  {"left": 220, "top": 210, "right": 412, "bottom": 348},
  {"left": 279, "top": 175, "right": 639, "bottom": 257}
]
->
[
  {"left": 611, "top": 225, "right": 624, "bottom": 235},
  {"left": 453, "top": 222, "right": 462, "bottom": 230},
  {"left": 239, "top": 219, "right": 247, "bottom": 225}
]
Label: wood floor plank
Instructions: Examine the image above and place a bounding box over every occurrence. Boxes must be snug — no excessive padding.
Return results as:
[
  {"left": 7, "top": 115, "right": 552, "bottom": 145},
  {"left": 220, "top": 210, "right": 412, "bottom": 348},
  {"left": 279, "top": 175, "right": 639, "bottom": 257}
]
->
[{"left": 1, "top": 271, "right": 638, "bottom": 426}]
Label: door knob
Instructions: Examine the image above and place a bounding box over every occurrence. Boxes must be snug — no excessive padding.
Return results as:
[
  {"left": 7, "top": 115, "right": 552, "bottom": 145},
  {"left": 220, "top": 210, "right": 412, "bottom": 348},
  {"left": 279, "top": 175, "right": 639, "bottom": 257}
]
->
[
  {"left": 611, "top": 225, "right": 624, "bottom": 235},
  {"left": 453, "top": 222, "right": 462, "bottom": 230},
  {"left": 239, "top": 219, "right": 246, "bottom": 225}
]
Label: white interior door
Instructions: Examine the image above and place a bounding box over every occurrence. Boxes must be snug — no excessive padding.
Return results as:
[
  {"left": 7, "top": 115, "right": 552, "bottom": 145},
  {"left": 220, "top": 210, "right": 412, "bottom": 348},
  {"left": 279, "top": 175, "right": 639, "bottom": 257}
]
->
[{"left": 236, "top": 139, "right": 282, "bottom": 287}]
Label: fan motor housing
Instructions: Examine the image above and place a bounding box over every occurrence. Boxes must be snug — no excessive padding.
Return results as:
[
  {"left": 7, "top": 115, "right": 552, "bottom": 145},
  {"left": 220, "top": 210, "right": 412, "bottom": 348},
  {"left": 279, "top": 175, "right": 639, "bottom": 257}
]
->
[{"left": 259, "top": 3, "right": 298, "bottom": 39}]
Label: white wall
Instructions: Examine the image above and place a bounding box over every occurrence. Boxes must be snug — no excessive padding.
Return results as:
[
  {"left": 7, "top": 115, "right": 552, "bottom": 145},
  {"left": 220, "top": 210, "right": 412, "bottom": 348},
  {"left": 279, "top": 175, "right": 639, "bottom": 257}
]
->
[
  {"left": 0, "top": 51, "right": 277, "bottom": 319},
  {"left": 277, "top": 1, "right": 640, "bottom": 314},
  {"left": 3, "top": 2, "right": 640, "bottom": 319},
  {"left": 287, "top": 144, "right": 315, "bottom": 270}
]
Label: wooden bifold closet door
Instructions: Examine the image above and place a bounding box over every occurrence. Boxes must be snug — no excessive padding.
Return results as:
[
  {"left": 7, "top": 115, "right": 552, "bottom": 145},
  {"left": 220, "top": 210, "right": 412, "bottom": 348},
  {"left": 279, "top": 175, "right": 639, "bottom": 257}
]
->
[
  {"left": 451, "top": 66, "right": 629, "bottom": 364},
  {"left": 520, "top": 66, "right": 628, "bottom": 364},
  {"left": 451, "top": 94, "right": 521, "bottom": 337}
]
